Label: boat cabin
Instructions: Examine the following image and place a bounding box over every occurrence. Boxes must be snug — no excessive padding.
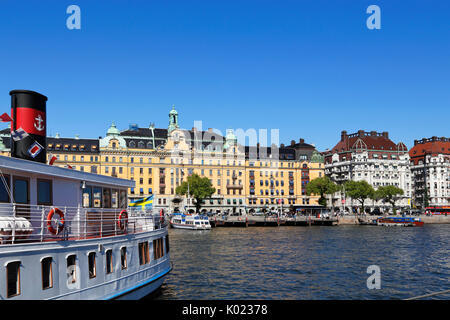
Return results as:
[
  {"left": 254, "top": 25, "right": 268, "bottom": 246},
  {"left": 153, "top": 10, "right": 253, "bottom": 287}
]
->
[{"left": 0, "top": 155, "right": 134, "bottom": 244}]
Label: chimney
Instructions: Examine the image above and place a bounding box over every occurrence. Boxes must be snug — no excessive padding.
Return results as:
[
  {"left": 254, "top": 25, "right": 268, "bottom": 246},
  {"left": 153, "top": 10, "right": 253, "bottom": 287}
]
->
[
  {"left": 290, "top": 140, "right": 295, "bottom": 146},
  {"left": 10, "top": 90, "right": 48, "bottom": 164},
  {"left": 341, "top": 130, "right": 347, "bottom": 142},
  {"left": 280, "top": 143, "right": 285, "bottom": 148},
  {"left": 299, "top": 138, "right": 305, "bottom": 144},
  {"left": 382, "top": 131, "right": 389, "bottom": 139},
  {"left": 357, "top": 130, "right": 365, "bottom": 138},
  {"left": 370, "top": 131, "right": 376, "bottom": 137}
]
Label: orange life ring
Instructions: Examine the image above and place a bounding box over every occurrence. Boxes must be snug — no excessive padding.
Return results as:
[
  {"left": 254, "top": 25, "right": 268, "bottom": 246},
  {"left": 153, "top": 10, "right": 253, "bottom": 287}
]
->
[
  {"left": 117, "top": 210, "right": 128, "bottom": 231},
  {"left": 47, "top": 208, "right": 65, "bottom": 235}
]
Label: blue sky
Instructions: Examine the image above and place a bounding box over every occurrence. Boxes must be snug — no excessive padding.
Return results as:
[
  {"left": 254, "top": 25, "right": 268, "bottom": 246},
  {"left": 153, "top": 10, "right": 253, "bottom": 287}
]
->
[{"left": 0, "top": 0, "right": 449, "bottom": 151}]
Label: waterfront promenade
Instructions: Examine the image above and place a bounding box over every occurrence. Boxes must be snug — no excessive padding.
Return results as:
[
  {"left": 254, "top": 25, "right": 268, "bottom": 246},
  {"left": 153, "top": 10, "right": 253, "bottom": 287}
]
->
[{"left": 209, "top": 214, "right": 450, "bottom": 227}]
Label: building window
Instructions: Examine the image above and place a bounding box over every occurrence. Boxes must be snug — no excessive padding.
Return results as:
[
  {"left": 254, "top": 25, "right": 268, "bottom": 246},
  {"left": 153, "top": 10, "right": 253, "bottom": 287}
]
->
[
  {"left": 106, "top": 249, "right": 113, "bottom": 274},
  {"left": 138, "top": 242, "right": 150, "bottom": 265},
  {"left": 66, "top": 255, "right": 77, "bottom": 284},
  {"left": 6, "top": 261, "right": 21, "bottom": 298},
  {"left": 88, "top": 252, "right": 96, "bottom": 279},
  {"left": 41, "top": 257, "right": 53, "bottom": 290},
  {"left": 120, "top": 247, "right": 127, "bottom": 270}
]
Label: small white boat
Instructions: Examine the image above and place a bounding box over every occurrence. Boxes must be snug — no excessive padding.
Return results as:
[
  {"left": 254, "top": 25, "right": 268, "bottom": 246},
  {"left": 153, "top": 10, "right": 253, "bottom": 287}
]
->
[{"left": 170, "top": 213, "right": 211, "bottom": 230}]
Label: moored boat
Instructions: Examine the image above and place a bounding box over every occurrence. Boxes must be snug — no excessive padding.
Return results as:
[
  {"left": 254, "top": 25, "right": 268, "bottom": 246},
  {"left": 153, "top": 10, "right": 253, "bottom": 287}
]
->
[
  {"left": 376, "top": 216, "right": 424, "bottom": 227},
  {"left": 0, "top": 90, "right": 171, "bottom": 300},
  {"left": 170, "top": 212, "right": 211, "bottom": 230}
]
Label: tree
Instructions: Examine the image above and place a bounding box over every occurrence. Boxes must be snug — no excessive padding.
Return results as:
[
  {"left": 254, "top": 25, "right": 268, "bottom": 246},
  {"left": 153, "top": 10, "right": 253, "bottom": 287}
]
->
[
  {"left": 176, "top": 174, "right": 216, "bottom": 213},
  {"left": 375, "top": 185, "right": 404, "bottom": 215},
  {"left": 344, "top": 180, "right": 375, "bottom": 215},
  {"left": 305, "top": 176, "right": 339, "bottom": 208}
]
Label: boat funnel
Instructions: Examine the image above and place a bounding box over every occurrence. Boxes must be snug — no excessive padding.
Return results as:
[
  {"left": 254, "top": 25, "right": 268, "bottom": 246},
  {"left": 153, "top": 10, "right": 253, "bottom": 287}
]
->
[{"left": 10, "top": 90, "right": 48, "bottom": 163}]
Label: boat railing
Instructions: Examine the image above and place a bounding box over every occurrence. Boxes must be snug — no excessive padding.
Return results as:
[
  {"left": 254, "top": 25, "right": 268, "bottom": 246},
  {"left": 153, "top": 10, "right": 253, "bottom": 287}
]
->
[{"left": 0, "top": 203, "right": 168, "bottom": 245}]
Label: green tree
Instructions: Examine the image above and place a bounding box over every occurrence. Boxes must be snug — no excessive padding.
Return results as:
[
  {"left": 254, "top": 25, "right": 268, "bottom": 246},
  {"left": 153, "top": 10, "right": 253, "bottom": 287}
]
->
[
  {"left": 176, "top": 174, "right": 216, "bottom": 213},
  {"left": 344, "top": 180, "right": 375, "bottom": 215},
  {"left": 305, "top": 176, "right": 339, "bottom": 208},
  {"left": 375, "top": 185, "right": 404, "bottom": 215}
]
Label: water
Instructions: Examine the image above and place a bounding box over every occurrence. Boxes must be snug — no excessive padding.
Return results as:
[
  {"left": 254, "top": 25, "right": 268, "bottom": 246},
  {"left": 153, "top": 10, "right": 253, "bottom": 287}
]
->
[{"left": 155, "top": 225, "right": 450, "bottom": 300}]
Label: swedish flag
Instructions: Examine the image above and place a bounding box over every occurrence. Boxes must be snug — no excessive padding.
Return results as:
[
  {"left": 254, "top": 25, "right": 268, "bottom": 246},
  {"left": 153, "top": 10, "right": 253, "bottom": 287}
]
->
[{"left": 129, "top": 195, "right": 154, "bottom": 210}]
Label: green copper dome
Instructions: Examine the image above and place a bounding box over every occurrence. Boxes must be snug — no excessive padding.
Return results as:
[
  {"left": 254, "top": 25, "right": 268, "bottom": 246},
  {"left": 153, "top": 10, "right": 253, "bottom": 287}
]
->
[
  {"left": 310, "top": 150, "right": 324, "bottom": 163},
  {"left": 107, "top": 122, "right": 120, "bottom": 136},
  {"left": 168, "top": 105, "right": 179, "bottom": 133},
  {"left": 223, "top": 129, "right": 237, "bottom": 150},
  {"left": 169, "top": 105, "right": 178, "bottom": 115}
]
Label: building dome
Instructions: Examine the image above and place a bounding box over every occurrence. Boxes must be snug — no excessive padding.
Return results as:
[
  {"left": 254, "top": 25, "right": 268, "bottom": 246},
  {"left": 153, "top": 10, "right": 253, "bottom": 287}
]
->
[
  {"left": 310, "top": 150, "right": 324, "bottom": 163},
  {"left": 107, "top": 122, "right": 120, "bottom": 136},
  {"left": 224, "top": 129, "right": 237, "bottom": 150},
  {"left": 169, "top": 105, "right": 178, "bottom": 115}
]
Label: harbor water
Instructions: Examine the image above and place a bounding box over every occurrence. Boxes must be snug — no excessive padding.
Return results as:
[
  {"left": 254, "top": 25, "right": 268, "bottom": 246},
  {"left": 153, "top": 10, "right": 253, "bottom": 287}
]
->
[{"left": 154, "top": 225, "right": 450, "bottom": 300}]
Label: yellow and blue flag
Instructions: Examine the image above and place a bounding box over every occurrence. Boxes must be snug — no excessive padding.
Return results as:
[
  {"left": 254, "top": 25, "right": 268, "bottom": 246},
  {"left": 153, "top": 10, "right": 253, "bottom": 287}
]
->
[{"left": 129, "top": 195, "right": 154, "bottom": 210}]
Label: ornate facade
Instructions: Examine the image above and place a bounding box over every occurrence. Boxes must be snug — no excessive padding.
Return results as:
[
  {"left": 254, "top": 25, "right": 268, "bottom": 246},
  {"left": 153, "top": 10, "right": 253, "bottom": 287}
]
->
[
  {"left": 409, "top": 137, "right": 450, "bottom": 208},
  {"left": 324, "top": 130, "right": 412, "bottom": 213},
  {"left": 0, "top": 107, "right": 324, "bottom": 213}
]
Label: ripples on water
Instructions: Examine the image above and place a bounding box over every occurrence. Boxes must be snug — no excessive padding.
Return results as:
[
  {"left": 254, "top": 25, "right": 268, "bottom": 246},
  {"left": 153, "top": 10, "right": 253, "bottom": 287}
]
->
[{"left": 155, "top": 225, "right": 450, "bottom": 300}]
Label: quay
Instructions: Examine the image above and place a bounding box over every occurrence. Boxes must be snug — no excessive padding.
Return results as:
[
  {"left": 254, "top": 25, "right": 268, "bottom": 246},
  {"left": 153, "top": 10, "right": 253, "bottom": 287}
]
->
[
  {"left": 209, "top": 215, "right": 338, "bottom": 228},
  {"left": 208, "top": 214, "right": 450, "bottom": 228}
]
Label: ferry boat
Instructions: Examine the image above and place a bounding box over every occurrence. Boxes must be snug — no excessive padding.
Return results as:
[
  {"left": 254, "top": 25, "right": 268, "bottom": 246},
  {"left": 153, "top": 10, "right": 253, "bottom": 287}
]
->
[
  {"left": 376, "top": 217, "right": 424, "bottom": 227},
  {"left": 169, "top": 212, "right": 211, "bottom": 230},
  {"left": 0, "top": 155, "right": 172, "bottom": 300},
  {"left": 0, "top": 89, "right": 171, "bottom": 300}
]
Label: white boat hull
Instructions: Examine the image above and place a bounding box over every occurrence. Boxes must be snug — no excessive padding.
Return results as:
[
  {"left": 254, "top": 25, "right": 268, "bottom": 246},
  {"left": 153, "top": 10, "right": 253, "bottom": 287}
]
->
[
  {"left": 170, "top": 222, "right": 211, "bottom": 230},
  {"left": 0, "top": 230, "right": 171, "bottom": 300}
]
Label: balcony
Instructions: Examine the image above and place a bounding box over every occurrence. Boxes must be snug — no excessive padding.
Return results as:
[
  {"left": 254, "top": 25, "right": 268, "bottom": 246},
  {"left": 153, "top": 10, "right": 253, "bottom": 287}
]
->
[{"left": 227, "top": 184, "right": 243, "bottom": 189}]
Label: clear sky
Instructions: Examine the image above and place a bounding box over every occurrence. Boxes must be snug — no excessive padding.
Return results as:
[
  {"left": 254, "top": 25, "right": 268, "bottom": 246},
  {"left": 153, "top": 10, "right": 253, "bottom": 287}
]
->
[{"left": 0, "top": 0, "right": 449, "bottom": 151}]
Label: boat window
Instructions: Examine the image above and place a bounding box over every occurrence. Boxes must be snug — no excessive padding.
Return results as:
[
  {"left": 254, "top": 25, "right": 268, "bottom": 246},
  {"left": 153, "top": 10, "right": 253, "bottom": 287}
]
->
[
  {"left": 103, "top": 188, "right": 111, "bottom": 208},
  {"left": 119, "top": 190, "right": 127, "bottom": 209},
  {"left": 67, "top": 255, "right": 77, "bottom": 284},
  {"left": 0, "top": 174, "right": 10, "bottom": 203},
  {"left": 111, "top": 189, "right": 119, "bottom": 208},
  {"left": 13, "top": 177, "right": 29, "bottom": 204},
  {"left": 6, "top": 261, "right": 21, "bottom": 298},
  {"left": 93, "top": 187, "right": 102, "bottom": 208},
  {"left": 106, "top": 249, "right": 113, "bottom": 274},
  {"left": 82, "top": 186, "right": 92, "bottom": 208},
  {"left": 138, "top": 242, "right": 149, "bottom": 265},
  {"left": 165, "top": 235, "right": 170, "bottom": 254},
  {"left": 37, "top": 179, "right": 52, "bottom": 205},
  {"left": 41, "top": 257, "right": 53, "bottom": 290},
  {"left": 120, "top": 247, "right": 127, "bottom": 270},
  {"left": 153, "top": 238, "right": 164, "bottom": 260},
  {"left": 88, "top": 252, "right": 96, "bottom": 279},
  {"left": 13, "top": 177, "right": 30, "bottom": 219}
]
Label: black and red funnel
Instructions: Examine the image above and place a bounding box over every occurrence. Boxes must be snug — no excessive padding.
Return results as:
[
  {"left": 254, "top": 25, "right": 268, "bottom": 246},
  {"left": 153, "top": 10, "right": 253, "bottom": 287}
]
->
[{"left": 10, "top": 90, "right": 48, "bottom": 163}]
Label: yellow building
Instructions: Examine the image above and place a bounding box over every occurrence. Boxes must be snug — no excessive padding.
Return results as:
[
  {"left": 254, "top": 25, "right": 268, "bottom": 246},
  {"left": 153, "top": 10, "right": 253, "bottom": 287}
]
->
[{"left": 0, "top": 106, "right": 324, "bottom": 214}]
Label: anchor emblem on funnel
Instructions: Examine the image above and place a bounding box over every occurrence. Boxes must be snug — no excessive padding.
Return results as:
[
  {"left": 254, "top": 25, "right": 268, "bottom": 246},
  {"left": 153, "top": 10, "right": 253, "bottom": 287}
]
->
[{"left": 34, "top": 114, "right": 45, "bottom": 132}]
